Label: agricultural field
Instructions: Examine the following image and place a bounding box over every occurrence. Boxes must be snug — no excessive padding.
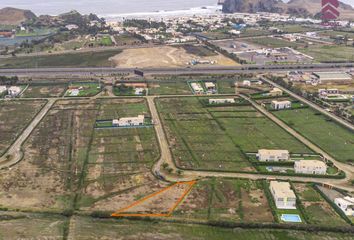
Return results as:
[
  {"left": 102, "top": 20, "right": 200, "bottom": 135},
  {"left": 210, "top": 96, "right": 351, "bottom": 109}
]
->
[
  {"left": 174, "top": 179, "right": 274, "bottom": 223},
  {"left": 245, "top": 37, "right": 304, "bottom": 49},
  {"left": 114, "top": 33, "right": 143, "bottom": 46},
  {"left": 181, "top": 45, "right": 217, "bottom": 57},
  {"left": 293, "top": 183, "right": 348, "bottom": 227},
  {"left": 69, "top": 216, "right": 354, "bottom": 240},
  {"left": 0, "top": 100, "right": 47, "bottom": 156},
  {"left": 0, "top": 49, "right": 122, "bottom": 68},
  {"left": 299, "top": 45, "right": 354, "bottom": 62},
  {"left": 273, "top": 108, "right": 354, "bottom": 163},
  {"left": 156, "top": 97, "right": 312, "bottom": 171},
  {"left": 22, "top": 84, "right": 67, "bottom": 98},
  {"left": 77, "top": 98, "right": 161, "bottom": 212}
]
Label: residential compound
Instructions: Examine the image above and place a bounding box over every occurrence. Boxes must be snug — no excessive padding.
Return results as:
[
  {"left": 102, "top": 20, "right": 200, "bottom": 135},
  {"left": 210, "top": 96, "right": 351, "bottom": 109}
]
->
[
  {"left": 209, "top": 98, "right": 235, "bottom": 104},
  {"left": 112, "top": 115, "right": 145, "bottom": 127},
  {"left": 335, "top": 196, "right": 354, "bottom": 216},
  {"left": 271, "top": 100, "right": 291, "bottom": 110},
  {"left": 257, "top": 149, "right": 290, "bottom": 162},
  {"left": 270, "top": 181, "right": 297, "bottom": 209},
  {"left": 269, "top": 88, "right": 283, "bottom": 97},
  {"left": 294, "top": 160, "right": 327, "bottom": 175},
  {"left": 7, "top": 86, "right": 22, "bottom": 97},
  {"left": 190, "top": 82, "right": 204, "bottom": 94}
]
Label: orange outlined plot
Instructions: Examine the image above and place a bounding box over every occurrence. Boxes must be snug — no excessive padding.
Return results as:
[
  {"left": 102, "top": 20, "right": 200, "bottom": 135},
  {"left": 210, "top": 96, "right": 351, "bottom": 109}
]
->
[{"left": 111, "top": 180, "right": 196, "bottom": 217}]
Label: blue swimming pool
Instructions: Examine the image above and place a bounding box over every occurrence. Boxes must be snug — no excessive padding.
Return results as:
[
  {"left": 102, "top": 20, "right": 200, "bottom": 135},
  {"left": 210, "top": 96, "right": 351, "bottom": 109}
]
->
[{"left": 281, "top": 214, "right": 302, "bottom": 223}]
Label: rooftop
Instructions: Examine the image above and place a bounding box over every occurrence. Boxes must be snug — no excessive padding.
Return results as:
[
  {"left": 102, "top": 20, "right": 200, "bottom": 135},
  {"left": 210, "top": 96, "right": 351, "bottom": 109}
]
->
[
  {"left": 295, "top": 160, "right": 326, "bottom": 168},
  {"left": 270, "top": 181, "right": 296, "bottom": 199}
]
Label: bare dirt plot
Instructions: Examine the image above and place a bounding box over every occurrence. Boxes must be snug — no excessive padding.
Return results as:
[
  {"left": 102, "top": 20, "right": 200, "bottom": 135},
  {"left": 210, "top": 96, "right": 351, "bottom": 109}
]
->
[
  {"left": 22, "top": 84, "right": 67, "bottom": 98},
  {"left": 0, "top": 211, "right": 65, "bottom": 239},
  {"left": 0, "top": 99, "right": 98, "bottom": 211},
  {"left": 110, "top": 46, "right": 239, "bottom": 68},
  {"left": 0, "top": 100, "right": 46, "bottom": 156},
  {"left": 294, "top": 183, "right": 348, "bottom": 227}
]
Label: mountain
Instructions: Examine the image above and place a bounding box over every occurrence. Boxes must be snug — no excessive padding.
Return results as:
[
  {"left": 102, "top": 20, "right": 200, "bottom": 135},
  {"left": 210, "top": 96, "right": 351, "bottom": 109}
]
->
[
  {"left": 0, "top": 7, "right": 37, "bottom": 25},
  {"left": 222, "top": 0, "right": 354, "bottom": 19}
]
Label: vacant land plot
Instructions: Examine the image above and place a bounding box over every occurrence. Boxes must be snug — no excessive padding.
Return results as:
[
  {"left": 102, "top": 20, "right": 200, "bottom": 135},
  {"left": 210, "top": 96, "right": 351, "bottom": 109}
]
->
[
  {"left": 175, "top": 179, "right": 274, "bottom": 223},
  {"left": 0, "top": 100, "right": 46, "bottom": 156},
  {"left": 148, "top": 81, "right": 192, "bottom": 95},
  {"left": 110, "top": 46, "right": 238, "bottom": 68},
  {"left": 273, "top": 108, "right": 354, "bottom": 163},
  {"left": 293, "top": 183, "right": 347, "bottom": 227},
  {"left": 156, "top": 97, "right": 311, "bottom": 171},
  {"left": 0, "top": 49, "right": 122, "bottom": 68},
  {"left": 77, "top": 99, "right": 160, "bottom": 212},
  {"left": 182, "top": 45, "right": 217, "bottom": 57},
  {"left": 0, "top": 211, "right": 66, "bottom": 240},
  {"left": 22, "top": 84, "right": 67, "bottom": 98}
]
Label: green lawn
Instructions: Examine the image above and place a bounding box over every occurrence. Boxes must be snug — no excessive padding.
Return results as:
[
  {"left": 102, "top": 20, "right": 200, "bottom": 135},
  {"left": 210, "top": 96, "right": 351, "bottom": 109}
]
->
[
  {"left": 156, "top": 97, "right": 312, "bottom": 171},
  {"left": 299, "top": 45, "right": 354, "bottom": 63},
  {"left": 0, "top": 49, "right": 122, "bottom": 68},
  {"left": 65, "top": 83, "right": 101, "bottom": 97},
  {"left": 148, "top": 82, "right": 192, "bottom": 95},
  {"left": 245, "top": 37, "right": 303, "bottom": 48},
  {"left": 273, "top": 108, "right": 354, "bottom": 163}
]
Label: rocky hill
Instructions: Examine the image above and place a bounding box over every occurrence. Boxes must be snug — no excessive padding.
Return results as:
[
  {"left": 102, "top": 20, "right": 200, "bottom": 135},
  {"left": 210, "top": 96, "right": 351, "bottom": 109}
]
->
[
  {"left": 0, "top": 7, "right": 37, "bottom": 25},
  {"left": 222, "top": 0, "right": 354, "bottom": 19}
]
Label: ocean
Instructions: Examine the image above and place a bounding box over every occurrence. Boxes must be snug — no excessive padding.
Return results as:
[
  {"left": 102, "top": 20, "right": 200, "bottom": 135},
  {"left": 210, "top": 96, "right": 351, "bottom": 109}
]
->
[{"left": 0, "top": 0, "right": 220, "bottom": 19}]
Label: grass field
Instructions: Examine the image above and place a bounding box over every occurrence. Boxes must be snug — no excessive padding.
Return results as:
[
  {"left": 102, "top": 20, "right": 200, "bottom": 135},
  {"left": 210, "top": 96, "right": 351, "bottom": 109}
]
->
[
  {"left": 69, "top": 216, "right": 354, "bottom": 240},
  {"left": 245, "top": 37, "right": 303, "bottom": 49},
  {"left": 148, "top": 81, "right": 192, "bottom": 95},
  {"left": 0, "top": 100, "right": 47, "bottom": 156},
  {"left": 0, "top": 49, "right": 122, "bottom": 68},
  {"left": 299, "top": 45, "right": 354, "bottom": 62},
  {"left": 22, "top": 84, "right": 67, "bottom": 98},
  {"left": 273, "top": 108, "right": 354, "bottom": 163},
  {"left": 293, "top": 183, "right": 348, "bottom": 227},
  {"left": 181, "top": 45, "right": 217, "bottom": 57},
  {"left": 156, "top": 97, "right": 312, "bottom": 171}
]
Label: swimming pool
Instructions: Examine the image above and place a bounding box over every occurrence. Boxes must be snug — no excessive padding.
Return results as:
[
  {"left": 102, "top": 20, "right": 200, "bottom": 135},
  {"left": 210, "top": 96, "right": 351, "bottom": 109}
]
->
[{"left": 281, "top": 214, "right": 302, "bottom": 223}]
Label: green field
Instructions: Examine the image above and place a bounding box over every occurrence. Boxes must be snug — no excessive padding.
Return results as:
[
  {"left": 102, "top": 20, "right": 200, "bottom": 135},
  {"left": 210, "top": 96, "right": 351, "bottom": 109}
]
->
[
  {"left": 245, "top": 37, "right": 303, "bottom": 49},
  {"left": 273, "top": 108, "right": 354, "bottom": 163},
  {"left": 148, "top": 81, "right": 192, "bottom": 95},
  {"left": 0, "top": 49, "right": 122, "bottom": 68},
  {"left": 181, "top": 45, "right": 217, "bottom": 57},
  {"left": 156, "top": 97, "right": 312, "bottom": 171},
  {"left": 299, "top": 45, "right": 354, "bottom": 62}
]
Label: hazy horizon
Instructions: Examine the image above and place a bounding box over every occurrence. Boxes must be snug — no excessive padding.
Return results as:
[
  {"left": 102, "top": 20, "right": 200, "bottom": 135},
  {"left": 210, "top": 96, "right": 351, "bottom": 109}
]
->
[{"left": 0, "top": 0, "right": 353, "bottom": 16}]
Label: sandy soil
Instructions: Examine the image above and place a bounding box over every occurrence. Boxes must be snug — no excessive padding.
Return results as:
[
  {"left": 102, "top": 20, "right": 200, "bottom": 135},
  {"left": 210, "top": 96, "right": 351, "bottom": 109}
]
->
[{"left": 110, "top": 46, "right": 239, "bottom": 68}]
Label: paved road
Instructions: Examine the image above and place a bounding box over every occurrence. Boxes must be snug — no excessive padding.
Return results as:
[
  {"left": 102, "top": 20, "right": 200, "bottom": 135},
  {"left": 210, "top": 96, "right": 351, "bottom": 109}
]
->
[
  {"left": 146, "top": 95, "right": 354, "bottom": 192},
  {"left": 0, "top": 99, "right": 56, "bottom": 169},
  {"left": 261, "top": 76, "right": 354, "bottom": 132}
]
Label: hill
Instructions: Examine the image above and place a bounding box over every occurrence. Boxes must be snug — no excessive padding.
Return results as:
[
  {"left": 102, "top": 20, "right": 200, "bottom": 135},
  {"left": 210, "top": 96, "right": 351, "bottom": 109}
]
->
[
  {"left": 0, "top": 7, "right": 37, "bottom": 25},
  {"left": 222, "top": 0, "right": 354, "bottom": 19}
]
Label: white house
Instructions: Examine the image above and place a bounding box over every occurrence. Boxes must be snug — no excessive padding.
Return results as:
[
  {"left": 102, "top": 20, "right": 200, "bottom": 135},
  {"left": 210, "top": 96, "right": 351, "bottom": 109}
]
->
[
  {"left": 209, "top": 98, "right": 235, "bottom": 104},
  {"left": 205, "top": 82, "right": 216, "bottom": 92},
  {"left": 7, "top": 86, "right": 22, "bottom": 97},
  {"left": 191, "top": 83, "right": 204, "bottom": 94},
  {"left": 294, "top": 160, "right": 327, "bottom": 175},
  {"left": 112, "top": 115, "right": 145, "bottom": 127},
  {"left": 271, "top": 100, "right": 291, "bottom": 110},
  {"left": 334, "top": 196, "right": 354, "bottom": 216},
  {"left": 257, "top": 149, "right": 290, "bottom": 162},
  {"left": 135, "top": 88, "right": 145, "bottom": 95},
  {"left": 242, "top": 80, "right": 251, "bottom": 86},
  {"left": 270, "top": 181, "right": 297, "bottom": 209}
]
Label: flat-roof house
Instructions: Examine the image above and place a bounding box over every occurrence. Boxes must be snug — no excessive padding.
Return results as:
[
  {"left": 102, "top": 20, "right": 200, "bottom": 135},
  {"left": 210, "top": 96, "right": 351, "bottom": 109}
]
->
[
  {"left": 209, "top": 98, "right": 235, "bottom": 104},
  {"left": 135, "top": 88, "right": 145, "bottom": 95},
  {"left": 334, "top": 196, "right": 354, "bottom": 216},
  {"left": 112, "top": 115, "right": 145, "bottom": 127},
  {"left": 269, "top": 88, "right": 283, "bottom": 97},
  {"left": 7, "top": 86, "right": 22, "bottom": 97},
  {"left": 294, "top": 160, "right": 327, "bottom": 175},
  {"left": 257, "top": 149, "right": 289, "bottom": 162},
  {"left": 270, "top": 181, "right": 297, "bottom": 209},
  {"left": 205, "top": 82, "right": 216, "bottom": 93},
  {"left": 271, "top": 100, "right": 291, "bottom": 110},
  {"left": 191, "top": 82, "right": 204, "bottom": 94},
  {"left": 243, "top": 80, "right": 251, "bottom": 86},
  {"left": 312, "top": 72, "right": 352, "bottom": 82}
]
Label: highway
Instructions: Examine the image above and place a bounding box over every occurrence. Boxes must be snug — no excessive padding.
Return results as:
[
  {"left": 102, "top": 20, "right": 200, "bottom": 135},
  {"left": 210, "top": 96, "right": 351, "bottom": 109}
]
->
[{"left": 0, "top": 62, "right": 353, "bottom": 76}]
